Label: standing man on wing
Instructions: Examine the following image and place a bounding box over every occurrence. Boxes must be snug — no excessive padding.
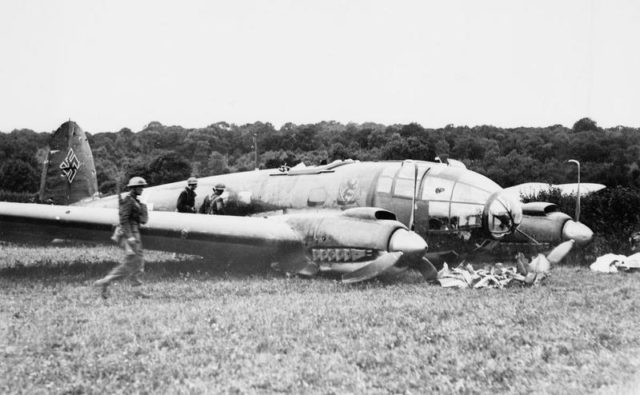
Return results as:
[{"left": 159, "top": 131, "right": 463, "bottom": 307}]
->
[
  {"left": 177, "top": 177, "right": 198, "bottom": 213},
  {"left": 94, "top": 176, "right": 149, "bottom": 298},
  {"left": 199, "top": 183, "right": 226, "bottom": 215}
]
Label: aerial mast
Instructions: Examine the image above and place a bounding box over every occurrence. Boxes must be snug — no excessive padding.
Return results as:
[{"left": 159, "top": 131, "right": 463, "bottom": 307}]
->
[
  {"left": 253, "top": 133, "right": 259, "bottom": 170},
  {"left": 567, "top": 159, "right": 581, "bottom": 222}
]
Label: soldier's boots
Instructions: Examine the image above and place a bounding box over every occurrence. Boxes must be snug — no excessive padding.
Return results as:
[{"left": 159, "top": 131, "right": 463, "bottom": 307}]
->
[
  {"left": 133, "top": 290, "right": 151, "bottom": 299},
  {"left": 131, "top": 276, "right": 150, "bottom": 298},
  {"left": 93, "top": 278, "right": 148, "bottom": 299},
  {"left": 92, "top": 279, "right": 109, "bottom": 299}
]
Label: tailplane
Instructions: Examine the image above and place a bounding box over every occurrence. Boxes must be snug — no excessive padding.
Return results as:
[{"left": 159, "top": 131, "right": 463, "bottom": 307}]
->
[{"left": 38, "top": 121, "right": 99, "bottom": 204}]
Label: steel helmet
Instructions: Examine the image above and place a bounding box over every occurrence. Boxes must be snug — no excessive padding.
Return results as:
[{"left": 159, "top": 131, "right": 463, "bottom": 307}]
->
[
  {"left": 187, "top": 177, "right": 198, "bottom": 185},
  {"left": 214, "top": 183, "right": 226, "bottom": 191},
  {"left": 127, "top": 176, "right": 148, "bottom": 188}
]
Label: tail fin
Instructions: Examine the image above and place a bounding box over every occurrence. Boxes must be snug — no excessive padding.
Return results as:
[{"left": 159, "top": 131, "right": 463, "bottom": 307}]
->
[{"left": 38, "top": 121, "right": 99, "bottom": 204}]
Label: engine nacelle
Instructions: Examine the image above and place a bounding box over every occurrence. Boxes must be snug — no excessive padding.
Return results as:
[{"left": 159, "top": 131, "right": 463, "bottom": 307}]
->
[
  {"left": 284, "top": 211, "right": 406, "bottom": 254},
  {"left": 287, "top": 213, "right": 427, "bottom": 274}
]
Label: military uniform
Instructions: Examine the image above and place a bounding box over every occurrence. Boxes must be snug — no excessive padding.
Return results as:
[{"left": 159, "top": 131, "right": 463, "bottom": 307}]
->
[
  {"left": 177, "top": 187, "right": 197, "bottom": 213},
  {"left": 199, "top": 183, "right": 226, "bottom": 215},
  {"left": 94, "top": 191, "right": 148, "bottom": 292},
  {"left": 199, "top": 193, "right": 225, "bottom": 215}
]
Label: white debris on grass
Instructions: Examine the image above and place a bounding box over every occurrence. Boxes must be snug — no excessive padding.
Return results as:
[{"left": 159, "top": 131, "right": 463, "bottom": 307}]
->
[{"left": 590, "top": 253, "right": 640, "bottom": 273}]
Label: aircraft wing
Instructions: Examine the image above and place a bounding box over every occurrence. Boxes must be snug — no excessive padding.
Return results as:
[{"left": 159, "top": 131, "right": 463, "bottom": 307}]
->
[
  {"left": 504, "top": 182, "right": 605, "bottom": 200},
  {"left": 0, "top": 202, "right": 306, "bottom": 270},
  {"left": 0, "top": 203, "right": 428, "bottom": 282}
]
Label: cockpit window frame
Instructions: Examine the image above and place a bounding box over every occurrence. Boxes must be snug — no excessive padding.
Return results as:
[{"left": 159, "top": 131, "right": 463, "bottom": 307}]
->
[
  {"left": 375, "top": 163, "right": 402, "bottom": 195},
  {"left": 391, "top": 163, "right": 429, "bottom": 199},
  {"left": 418, "top": 165, "right": 503, "bottom": 232}
]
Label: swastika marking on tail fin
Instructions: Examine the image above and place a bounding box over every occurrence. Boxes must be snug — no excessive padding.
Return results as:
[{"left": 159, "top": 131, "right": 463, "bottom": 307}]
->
[{"left": 59, "top": 148, "right": 81, "bottom": 183}]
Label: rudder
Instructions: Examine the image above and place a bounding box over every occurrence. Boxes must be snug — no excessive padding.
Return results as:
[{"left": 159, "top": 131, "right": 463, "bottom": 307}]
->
[{"left": 38, "top": 121, "right": 99, "bottom": 204}]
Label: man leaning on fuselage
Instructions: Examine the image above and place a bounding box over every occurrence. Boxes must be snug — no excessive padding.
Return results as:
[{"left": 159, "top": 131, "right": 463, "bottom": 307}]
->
[
  {"left": 199, "top": 183, "right": 226, "bottom": 215},
  {"left": 177, "top": 177, "right": 198, "bottom": 213}
]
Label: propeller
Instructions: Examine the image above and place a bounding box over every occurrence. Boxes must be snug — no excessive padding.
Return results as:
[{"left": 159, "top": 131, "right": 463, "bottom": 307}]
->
[
  {"left": 342, "top": 226, "right": 428, "bottom": 283},
  {"left": 273, "top": 243, "right": 317, "bottom": 276},
  {"left": 546, "top": 239, "right": 575, "bottom": 265},
  {"left": 277, "top": 228, "right": 428, "bottom": 283},
  {"left": 342, "top": 252, "right": 403, "bottom": 284},
  {"left": 389, "top": 227, "right": 430, "bottom": 280},
  {"left": 412, "top": 257, "right": 438, "bottom": 281}
]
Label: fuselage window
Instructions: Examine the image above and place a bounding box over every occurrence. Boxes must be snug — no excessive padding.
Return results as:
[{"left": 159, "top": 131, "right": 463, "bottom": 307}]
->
[
  {"left": 428, "top": 200, "right": 450, "bottom": 230},
  {"left": 421, "top": 175, "right": 455, "bottom": 230},
  {"left": 394, "top": 178, "right": 415, "bottom": 198},
  {"left": 393, "top": 164, "right": 429, "bottom": 198},
  {"left": 380, "top": 164, "right": 400, "bottom": 178},
  {"left": 396, "top": 163, "right": 428, "bottom": 180},
  {"left": 421, "top": 177, "right": 454, "bottom": 201},
  {"left": 376, "top": 164, "right": 401, "bottom": 194},
  {"left": 451, "top": 182, "right": 492, "bottom": 204},
  {"left": 457, "top": 171, "right": 501, "bottom": 193},
  {"left": 450, "top": 202, "right": 484, "bottom": 229}
]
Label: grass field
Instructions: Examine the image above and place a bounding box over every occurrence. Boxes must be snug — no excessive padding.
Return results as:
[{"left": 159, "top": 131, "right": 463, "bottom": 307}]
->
[{"left": 1, "top": 243, "right": 640, "bottom": 394}]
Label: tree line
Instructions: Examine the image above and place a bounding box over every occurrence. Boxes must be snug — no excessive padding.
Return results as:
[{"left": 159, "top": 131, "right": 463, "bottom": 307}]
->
[{"left": 2, "top": 117, "right": 639, "bottom": 196}]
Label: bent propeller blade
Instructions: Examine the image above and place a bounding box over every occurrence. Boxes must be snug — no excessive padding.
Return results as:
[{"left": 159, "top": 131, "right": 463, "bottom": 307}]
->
[
  {"left": 516, "top": 227, "right": 542, "bottom": 245},
  {"left": 546, "top": 239, "right": 575, "bottom": 265},
  {"left": 277, "top": 249, "right": 318, "bottom": 276},
  {"left": 341, "top": 251, "right": 403, "bottom": 284},
  {"left": 413, "top": 257, "right": 438, "bottom": 281}
]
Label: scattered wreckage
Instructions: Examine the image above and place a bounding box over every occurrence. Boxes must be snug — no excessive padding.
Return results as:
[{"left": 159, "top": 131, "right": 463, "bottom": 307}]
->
[{"left": 430, "top": 240, "right": 574, "bottom": 289}]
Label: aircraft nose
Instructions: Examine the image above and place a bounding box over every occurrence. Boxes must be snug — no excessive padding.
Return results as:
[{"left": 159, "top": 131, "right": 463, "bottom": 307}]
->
[
  {"left": 388, "top": 228, "right": 428, "bottom": 255},
  {"left": 562, "top": 220, "right": 593, "bottom": 246}
]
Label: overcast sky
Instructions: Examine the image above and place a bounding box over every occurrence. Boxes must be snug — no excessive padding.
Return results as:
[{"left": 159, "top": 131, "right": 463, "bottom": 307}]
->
[{"left": 1, "top": 0, "right": 638, "bottom": 133}]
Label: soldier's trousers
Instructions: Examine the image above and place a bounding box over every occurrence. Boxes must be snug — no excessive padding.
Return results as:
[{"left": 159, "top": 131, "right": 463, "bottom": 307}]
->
[{"left": 99, "top": 236, "right": 144, "bottom": 286}]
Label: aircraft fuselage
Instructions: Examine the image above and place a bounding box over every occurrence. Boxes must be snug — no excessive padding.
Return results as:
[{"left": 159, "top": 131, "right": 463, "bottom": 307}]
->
[{"left": 81, "top": 160, "right": 523, "bottom": 251}]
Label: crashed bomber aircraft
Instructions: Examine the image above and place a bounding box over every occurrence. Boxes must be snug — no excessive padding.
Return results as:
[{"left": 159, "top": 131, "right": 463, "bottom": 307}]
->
[{"left": 0, "top": 121, "right": 594, "bottom": 283}]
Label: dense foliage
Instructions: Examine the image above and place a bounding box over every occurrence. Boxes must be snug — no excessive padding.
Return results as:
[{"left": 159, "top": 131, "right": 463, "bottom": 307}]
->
[{"left": 2, "top": 117, "right": 640, "bottom": 194}]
